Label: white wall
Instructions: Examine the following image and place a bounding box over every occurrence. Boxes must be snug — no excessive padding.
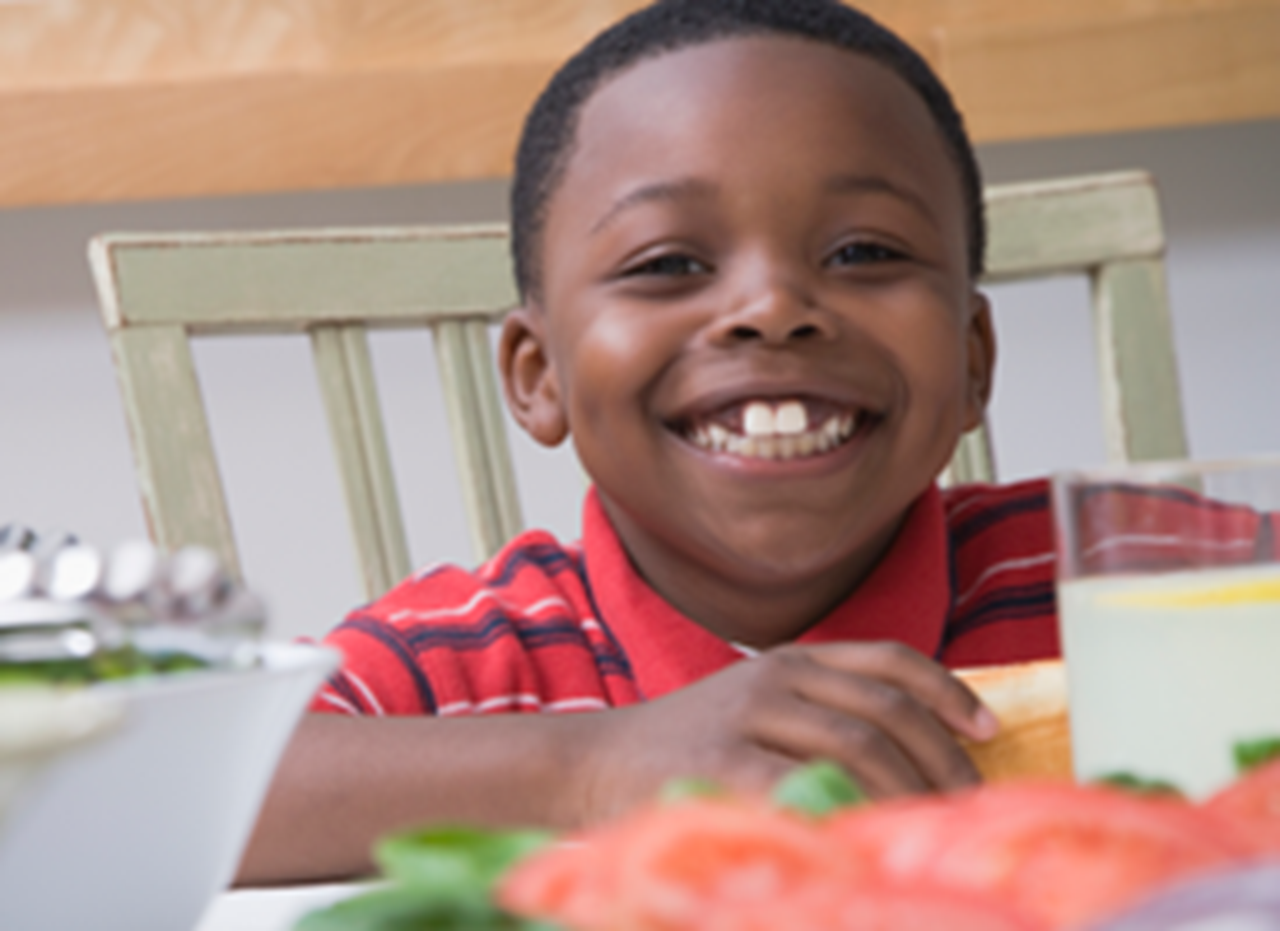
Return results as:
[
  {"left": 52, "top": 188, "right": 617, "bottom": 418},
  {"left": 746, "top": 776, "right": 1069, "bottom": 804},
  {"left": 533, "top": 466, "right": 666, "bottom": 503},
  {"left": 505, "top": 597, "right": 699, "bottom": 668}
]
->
[{"left": 2, "top": 118, "right": 1277, "bottom": 640}]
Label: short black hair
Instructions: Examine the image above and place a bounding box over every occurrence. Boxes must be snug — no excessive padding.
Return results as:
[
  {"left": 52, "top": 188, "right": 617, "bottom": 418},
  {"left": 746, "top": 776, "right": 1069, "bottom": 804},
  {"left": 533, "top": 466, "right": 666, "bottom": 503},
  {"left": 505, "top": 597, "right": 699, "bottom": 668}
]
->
[{"left": 510, "top": 0, "right": 986, "bottom": 301}]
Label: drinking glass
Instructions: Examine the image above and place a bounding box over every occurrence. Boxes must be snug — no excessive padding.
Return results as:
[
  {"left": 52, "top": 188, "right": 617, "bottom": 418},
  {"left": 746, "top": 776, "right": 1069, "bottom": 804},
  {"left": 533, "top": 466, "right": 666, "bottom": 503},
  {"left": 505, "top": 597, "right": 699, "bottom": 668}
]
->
[{"left": 1053, "top": 457, "right": 1280, "bottom": 798}]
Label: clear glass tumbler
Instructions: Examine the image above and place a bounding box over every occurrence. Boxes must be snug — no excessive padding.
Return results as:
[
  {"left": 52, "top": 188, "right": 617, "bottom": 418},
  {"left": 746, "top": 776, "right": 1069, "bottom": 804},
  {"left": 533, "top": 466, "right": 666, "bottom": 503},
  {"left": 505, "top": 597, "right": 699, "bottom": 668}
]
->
[{"left": 1053, "top": 457, "right": 1280, "bottom": 798}]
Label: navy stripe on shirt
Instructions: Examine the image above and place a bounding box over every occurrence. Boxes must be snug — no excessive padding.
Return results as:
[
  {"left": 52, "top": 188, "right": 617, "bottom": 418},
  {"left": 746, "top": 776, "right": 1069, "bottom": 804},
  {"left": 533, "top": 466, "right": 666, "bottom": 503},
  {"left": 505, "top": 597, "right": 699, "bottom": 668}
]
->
[
  {"left": 340, "top": 614, "right": 440, "bottom": 713},
  {"left": 949, "top": 486, "right": 1050, "bottom": 549},
  {"left": 402, "top": 609, "right": 633, "bottom": 681}
]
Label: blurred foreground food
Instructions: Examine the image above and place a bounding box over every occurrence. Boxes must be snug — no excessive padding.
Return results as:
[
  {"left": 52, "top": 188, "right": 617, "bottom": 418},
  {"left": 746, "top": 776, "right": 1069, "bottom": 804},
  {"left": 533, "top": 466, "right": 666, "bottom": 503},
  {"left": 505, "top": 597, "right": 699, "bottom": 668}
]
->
[{"left": 299, "top": 755, "right": 1280, "bottom": 931}]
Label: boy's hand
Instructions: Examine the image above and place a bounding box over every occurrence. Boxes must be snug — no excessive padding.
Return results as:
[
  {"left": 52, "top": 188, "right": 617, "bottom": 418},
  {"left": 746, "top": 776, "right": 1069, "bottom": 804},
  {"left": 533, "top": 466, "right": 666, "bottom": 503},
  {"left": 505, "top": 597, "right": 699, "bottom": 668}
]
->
[{"left": 575, "top": 641, "right": 998, "bottom": 823}]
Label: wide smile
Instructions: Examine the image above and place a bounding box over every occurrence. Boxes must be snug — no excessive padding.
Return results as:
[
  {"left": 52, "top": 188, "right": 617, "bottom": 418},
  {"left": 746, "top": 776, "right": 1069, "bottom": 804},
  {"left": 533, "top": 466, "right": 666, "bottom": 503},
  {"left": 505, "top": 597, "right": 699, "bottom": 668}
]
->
[{"left": 669, "top": 396, "right": 875, "bottom": 462}]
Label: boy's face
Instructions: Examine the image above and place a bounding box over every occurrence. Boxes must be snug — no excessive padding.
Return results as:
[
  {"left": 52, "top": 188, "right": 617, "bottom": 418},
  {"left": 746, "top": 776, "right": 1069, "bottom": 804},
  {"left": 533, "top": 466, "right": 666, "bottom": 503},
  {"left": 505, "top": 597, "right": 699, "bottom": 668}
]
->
[{"left": 503, "top": 36, "right": 993, "bottom": 628}]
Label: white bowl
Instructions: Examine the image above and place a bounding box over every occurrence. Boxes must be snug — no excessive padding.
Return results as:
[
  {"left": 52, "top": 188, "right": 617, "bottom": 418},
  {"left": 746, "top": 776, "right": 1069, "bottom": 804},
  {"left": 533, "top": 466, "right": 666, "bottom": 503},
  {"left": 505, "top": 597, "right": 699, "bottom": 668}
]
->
[
  {"left": 0, "top": 688, "right": 122, "bottom": 825},
  {"left": 0, "top": 642, "right": 338, "bottom": 931}
]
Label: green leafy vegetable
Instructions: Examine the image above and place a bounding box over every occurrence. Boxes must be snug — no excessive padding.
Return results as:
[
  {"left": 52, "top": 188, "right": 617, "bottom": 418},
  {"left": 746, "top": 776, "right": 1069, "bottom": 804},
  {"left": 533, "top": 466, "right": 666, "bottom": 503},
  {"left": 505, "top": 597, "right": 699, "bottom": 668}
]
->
[
  {"left": 0, "top": 644, "right": 210, "bottom": 686},
  {"left": 295, "top": 827, "right": 555, "bottom": 931},
  {"left": 375, "top": 826, "right": 553, "bottom": 892},
  {"left": 294, "top": 885, "right": 533, "bottom": 931},
  {"left": 771, "top": 760, "right": 867, "bottom": 816},
  {"left": 1094, "top": 772, "right": 1185, "bottom": 798},
  {"left": 1233, "top": 736, "right": 1280, "bottom": 774}
]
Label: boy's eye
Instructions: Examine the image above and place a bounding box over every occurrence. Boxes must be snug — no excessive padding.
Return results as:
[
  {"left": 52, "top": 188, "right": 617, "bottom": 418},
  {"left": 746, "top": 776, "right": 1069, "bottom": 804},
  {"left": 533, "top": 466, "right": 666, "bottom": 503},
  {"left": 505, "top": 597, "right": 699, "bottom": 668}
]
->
[
  {"left": 622, "top": 253, "right": 711, "bottom": 278},
  {"left": 827, "top": 240, "right": 906, "bottom": 267}
]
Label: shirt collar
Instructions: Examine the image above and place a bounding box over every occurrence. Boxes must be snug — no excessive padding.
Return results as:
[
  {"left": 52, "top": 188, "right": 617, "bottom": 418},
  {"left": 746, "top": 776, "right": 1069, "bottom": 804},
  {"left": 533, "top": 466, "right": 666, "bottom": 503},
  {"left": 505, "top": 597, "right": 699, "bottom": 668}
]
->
[{"left": 581, "top": 486, "right": 952, "bottom": 700}]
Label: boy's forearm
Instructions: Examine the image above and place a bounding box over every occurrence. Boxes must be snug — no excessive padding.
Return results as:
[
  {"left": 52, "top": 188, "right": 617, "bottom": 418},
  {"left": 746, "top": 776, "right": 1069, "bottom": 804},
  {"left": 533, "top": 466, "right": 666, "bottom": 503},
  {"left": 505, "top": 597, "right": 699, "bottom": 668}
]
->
[{"left": 235, "top": 711, "right": 603, "bottom": 886}]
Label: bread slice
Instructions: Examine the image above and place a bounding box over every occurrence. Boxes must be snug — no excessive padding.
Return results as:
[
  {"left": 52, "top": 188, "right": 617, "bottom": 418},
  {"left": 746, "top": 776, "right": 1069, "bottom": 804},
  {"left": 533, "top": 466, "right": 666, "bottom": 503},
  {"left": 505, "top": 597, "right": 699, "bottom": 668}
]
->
[{"left": 955, "top": 659, "right": 1073, "bottom": 782}]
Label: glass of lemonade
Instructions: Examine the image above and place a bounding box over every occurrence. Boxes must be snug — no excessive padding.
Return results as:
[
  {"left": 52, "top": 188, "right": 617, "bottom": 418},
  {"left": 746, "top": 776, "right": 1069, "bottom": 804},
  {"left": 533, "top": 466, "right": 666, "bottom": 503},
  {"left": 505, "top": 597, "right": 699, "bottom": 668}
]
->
[{"left": 1053, "top": 457, "right": 1280, "bottom": 798}]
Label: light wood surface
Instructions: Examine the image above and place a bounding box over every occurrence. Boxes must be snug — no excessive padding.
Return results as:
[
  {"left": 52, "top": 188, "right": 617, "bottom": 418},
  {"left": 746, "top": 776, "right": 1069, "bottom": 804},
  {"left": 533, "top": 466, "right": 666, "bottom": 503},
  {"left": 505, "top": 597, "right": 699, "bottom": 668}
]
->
[{"left": 3, "top": 0, "right": 1279, "bottom": 208}]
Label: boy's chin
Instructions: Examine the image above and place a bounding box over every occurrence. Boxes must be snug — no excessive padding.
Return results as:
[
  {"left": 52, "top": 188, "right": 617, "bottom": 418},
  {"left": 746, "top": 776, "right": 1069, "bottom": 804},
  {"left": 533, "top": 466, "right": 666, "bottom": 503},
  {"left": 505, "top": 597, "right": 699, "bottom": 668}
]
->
[{"left": 693, "top": 519, "right": 898, "bottom": 589}]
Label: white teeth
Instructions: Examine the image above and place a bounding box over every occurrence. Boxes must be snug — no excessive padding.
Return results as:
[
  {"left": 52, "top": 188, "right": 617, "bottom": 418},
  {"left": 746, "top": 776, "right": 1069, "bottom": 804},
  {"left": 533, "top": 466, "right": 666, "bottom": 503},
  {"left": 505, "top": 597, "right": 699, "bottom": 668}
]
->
[
  {"left": 685, "top": 403, "right": 862, "bottom": 461},
  {"left": 774, "top": 401, "right": 806, "bottom": 435},
  {"left": 743, "top": 399, "right": 807, "bottom": 438},
  {"left": 742, "top": 402, "right": 775, "bottom": 437}
]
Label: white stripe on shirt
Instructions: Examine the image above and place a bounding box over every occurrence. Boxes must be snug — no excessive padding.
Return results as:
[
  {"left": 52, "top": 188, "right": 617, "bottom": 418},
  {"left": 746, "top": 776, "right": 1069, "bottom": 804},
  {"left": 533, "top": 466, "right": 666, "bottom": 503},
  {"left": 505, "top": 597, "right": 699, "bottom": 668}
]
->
[{"left": 954, "top": 551, "right": 1057, "bottom": 608}]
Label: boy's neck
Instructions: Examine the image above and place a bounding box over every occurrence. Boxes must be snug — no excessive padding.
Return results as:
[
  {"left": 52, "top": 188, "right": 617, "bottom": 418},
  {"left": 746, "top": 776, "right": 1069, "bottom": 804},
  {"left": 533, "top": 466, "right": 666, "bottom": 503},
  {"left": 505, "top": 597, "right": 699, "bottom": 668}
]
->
[{"left": 598, "top": 494, "right": 905, "bottom": 649}]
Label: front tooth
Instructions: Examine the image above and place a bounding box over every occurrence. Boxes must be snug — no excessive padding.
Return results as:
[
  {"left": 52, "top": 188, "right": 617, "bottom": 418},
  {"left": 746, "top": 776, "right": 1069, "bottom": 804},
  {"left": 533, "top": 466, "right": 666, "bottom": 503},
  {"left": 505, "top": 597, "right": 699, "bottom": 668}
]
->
[
  {"left": 777, "top": 436, "right": 798, "bottom": 459},
  {"left": 797, "top": 433, "right": 817, "bottom": 456},
  {"left": 774, "top": 401, "right": 806, "bottom": 435},
  {"left": 742, "top": 402, "right": 776, "bottom": 437}
]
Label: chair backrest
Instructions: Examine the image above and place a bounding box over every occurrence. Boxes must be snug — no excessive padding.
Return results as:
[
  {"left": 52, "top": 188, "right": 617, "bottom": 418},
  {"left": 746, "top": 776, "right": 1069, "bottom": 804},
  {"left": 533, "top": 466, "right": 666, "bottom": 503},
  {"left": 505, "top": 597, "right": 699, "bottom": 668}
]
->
[
  {"left": 945, "top": 169, "right": 1188, "bottom": 484},
  {"left": 90, "top": 171, "right": 1189, "bottom": 600},
  {"left": 90, "top": 225, "right": 523, "bottom": 601}
]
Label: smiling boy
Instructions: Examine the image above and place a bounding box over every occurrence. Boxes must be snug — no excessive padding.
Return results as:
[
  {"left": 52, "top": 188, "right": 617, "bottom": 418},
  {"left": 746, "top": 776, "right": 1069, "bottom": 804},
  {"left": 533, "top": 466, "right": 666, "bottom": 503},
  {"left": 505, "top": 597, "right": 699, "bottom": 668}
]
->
[{"left": 238, "top": 0, "right": 1061, "bottom": 884}]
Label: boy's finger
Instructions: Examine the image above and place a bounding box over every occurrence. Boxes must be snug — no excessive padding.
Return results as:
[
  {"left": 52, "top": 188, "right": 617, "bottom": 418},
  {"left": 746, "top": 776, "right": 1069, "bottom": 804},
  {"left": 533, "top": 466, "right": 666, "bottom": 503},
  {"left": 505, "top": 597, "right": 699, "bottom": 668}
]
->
[
  {"left": 801, "top": 642, "right": 999, "bottom": 743},
  {"left": 778, "top": 658, "right": 979, "bottom": 791},
  {"left": 748, "top": 690, "right": 930, "bottom": 797}
]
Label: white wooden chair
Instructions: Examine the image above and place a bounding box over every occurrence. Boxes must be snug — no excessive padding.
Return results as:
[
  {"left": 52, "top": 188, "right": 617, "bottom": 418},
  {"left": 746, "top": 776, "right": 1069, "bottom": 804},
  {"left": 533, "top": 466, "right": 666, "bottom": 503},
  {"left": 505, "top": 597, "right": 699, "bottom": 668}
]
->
[
  {"left": 90, "top": 225, "right": 522, "bottom": 600},
  {"left": 90, "top": 170, "right": 1188, "bottom": 600},
  {"left": 946, "top": 169, "right": 1188, "bottom": 484}
]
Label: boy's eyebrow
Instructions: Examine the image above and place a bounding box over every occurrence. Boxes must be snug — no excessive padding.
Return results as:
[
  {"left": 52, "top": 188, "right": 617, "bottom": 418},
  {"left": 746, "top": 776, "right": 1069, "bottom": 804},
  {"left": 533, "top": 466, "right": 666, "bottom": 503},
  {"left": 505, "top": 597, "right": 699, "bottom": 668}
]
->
[
  {"left": 826, "top": 173, "right": 936, "bottom": 223},
  {"left": 589, "top": 174, "right": 936, "bottom": 235},
  {"left": 589, "top": 177, "right": 716, "bottom": 235}
]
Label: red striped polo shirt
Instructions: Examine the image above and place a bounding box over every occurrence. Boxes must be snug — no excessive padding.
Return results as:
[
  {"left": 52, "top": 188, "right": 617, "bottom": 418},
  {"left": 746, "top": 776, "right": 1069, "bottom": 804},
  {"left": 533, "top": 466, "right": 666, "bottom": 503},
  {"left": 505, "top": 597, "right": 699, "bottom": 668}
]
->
[{"left": 313, "top": 478, "right": 1070, "bottom": 716}]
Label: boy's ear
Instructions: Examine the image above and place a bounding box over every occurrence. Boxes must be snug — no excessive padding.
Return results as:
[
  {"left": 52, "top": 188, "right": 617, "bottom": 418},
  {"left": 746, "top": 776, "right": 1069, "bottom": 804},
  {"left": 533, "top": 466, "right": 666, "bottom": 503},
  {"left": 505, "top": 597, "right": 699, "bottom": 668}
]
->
[
  {"left": 962, "top": 291, "right": 997, "bottom": 433},
  {"left": 498, "top": 306, "right": 570, "bottom": 447}
]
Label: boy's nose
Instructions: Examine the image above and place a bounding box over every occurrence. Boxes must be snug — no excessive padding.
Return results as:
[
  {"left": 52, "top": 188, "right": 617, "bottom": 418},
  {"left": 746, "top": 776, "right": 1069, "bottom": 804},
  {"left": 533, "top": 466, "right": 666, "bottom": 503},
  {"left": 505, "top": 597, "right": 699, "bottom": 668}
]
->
[{"left": 710, "top": 276, "right": 836, "bottom": 347}]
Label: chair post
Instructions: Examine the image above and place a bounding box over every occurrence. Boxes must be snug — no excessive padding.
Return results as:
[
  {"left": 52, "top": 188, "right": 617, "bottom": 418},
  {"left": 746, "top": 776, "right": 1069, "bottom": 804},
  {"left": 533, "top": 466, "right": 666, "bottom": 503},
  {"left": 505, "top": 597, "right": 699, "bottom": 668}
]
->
[
  {"left": 944, "top": 425, "right": 998, "bottom": 487},
  {"left": 1091, "top": 257, "right": 1189, "bottom": 464},
  {"left": 105, "top": 325, "right": 242, "bottom": 581}
]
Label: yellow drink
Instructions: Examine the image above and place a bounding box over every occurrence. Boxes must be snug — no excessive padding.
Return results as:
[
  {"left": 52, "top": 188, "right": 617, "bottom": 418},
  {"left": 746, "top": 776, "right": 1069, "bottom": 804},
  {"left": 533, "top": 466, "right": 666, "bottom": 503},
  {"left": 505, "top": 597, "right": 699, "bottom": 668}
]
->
[{"left": 1060, "top": 563, "right": 1280, "bottom": 798}]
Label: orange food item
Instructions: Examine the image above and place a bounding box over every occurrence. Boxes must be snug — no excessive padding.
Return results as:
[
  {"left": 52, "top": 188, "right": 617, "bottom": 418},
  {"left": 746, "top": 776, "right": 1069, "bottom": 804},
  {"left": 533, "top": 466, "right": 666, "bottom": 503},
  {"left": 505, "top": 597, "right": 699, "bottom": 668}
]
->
[
  {"left": 1204, "top": 757, "right": 1280, "bottom": 855},
  {"left": 500, "top": 799, "right": 857, "bottom": 930},
  {"left": 499, "top": 782, "right": 1256, "bottom": 931},
  {"left": 834, "top": 783, "right": 1245, "bottom": 929},
  {"left": 499, "top": 795, "right": 1043, "bottom": 931}
]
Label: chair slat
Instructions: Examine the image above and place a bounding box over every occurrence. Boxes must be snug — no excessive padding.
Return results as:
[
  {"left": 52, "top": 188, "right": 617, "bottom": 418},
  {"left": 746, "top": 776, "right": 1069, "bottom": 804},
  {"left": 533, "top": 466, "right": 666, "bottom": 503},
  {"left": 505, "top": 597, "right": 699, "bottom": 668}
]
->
[
  {"left": 434, "top": 320, "right": 505, "bottom": 563},
  {"left": 104, "top": 226, "right": 517, "bottom": 331},
  {"left": 463, "top": 319, "right": 524, "bottom": 545},
  {"left": 985, "top": 171, "right": 1165, "bottom": 282},
  {"left": 311, "top": 324, "right": 411, "bottom": 599},
  {"left": 106, "top": 325, "right": 241, "bottom": 579},
  {"left": 1092, "top": 257, "right": 1189, "bottom": 464}
]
